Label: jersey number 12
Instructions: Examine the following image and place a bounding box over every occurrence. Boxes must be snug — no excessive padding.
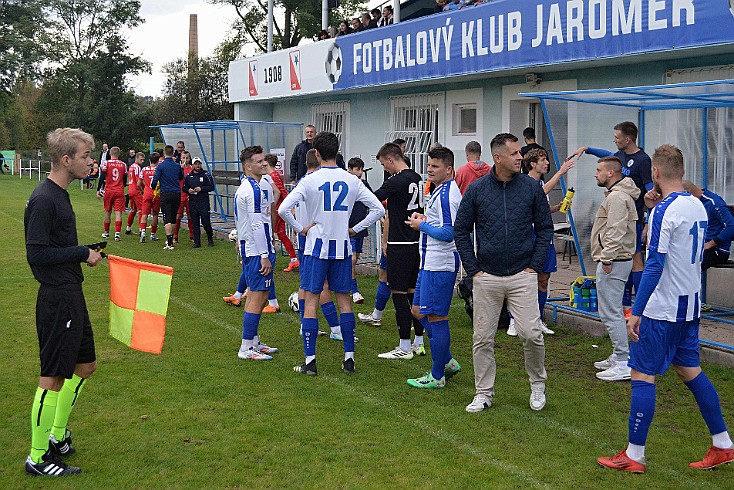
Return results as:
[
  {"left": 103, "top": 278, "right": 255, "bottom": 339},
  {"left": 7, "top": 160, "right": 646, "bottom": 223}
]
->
[{"left": 319, "top": 181, "right": 348, "bottom": 211}]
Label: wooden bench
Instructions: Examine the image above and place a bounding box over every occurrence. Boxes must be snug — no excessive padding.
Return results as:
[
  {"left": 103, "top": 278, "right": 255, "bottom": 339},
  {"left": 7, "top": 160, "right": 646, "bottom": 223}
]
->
[{"left": 211, "top": 170, "right": 241, "bottom": 188}]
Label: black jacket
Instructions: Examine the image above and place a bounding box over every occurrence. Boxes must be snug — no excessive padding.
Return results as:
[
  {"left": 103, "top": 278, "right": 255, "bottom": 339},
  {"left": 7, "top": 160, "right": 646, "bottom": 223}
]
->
[
  {"left": 183, "top": 169, "right": 215, "bottom": 207},
  {"left": 289, "top": 140, "right": 346, "bottom": 181},
  {"left": 454, "top": 167, "right": 553, "bottom": 276},
  {"left": 348, "top": 179, "right": 373, "bottom": 239},
  {"left": 289, "top": 140, "right": 312, "bottom": 181}
]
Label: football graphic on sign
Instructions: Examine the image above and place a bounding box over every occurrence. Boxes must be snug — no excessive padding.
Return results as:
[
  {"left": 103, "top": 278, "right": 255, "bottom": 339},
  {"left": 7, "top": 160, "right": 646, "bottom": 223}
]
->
[{"left": 325, "top": 43, "right": 342, "bottom": 84}]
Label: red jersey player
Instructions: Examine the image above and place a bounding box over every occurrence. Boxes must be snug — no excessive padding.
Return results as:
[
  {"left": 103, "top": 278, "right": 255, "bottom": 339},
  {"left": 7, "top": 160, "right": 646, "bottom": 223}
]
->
[
  {"left": 263, "top": 154, "right": 299, "bottom": 271},
  {"left": 138, "top": 152, "right": 161, "bottom": 242},
  {"left": 97, "top": 146, "right": 127, "bottom": 240},
  {"left": 125, "top": 151, "right": 144, "bottom": 235}
]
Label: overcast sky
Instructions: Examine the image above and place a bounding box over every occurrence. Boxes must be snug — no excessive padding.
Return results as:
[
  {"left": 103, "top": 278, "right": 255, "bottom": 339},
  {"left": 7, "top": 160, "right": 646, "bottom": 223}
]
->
[{"left": 125, "top": 1, "right": 241, "bottom": 97}]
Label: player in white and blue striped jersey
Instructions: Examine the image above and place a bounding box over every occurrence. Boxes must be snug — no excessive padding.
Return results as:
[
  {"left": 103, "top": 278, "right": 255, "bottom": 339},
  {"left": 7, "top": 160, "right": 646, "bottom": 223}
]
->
[
  {"left": 598, "top": 145, "right": 733, "bottom": 473},
  {"left": 405, "top": 146, "right": 463, "bottom": 389},
  {"left": 279, "top": 132, "right": 384, "bottom": 375},
  {"left": 234, "top": 146, "right": 278, "bottom": 361}
]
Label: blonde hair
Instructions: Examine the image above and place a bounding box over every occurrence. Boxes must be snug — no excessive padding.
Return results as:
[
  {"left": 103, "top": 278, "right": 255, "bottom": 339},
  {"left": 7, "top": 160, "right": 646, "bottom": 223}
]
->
[
  {"left": 652, "top": 144, "right": 685, "bottom": 180},
  {"left": 47, "top": 128, "right": 94, "bottom": 167}
]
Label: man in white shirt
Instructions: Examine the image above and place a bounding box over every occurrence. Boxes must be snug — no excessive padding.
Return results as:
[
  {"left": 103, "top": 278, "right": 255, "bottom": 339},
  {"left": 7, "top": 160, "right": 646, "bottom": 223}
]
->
[
  {"left": 598, "top": 144, "right": 733, "bottom": 473},
  {"left": 235, "top": 145, "right": 279, "bottom": 361},
  {"left": 279, "top": 132, "right": 384, "bottom": 375}
]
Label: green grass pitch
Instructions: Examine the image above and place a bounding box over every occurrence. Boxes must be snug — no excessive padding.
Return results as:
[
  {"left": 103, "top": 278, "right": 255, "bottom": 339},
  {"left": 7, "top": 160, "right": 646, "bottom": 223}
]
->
[{"left": 0, "top": 175, "right": 732, "bottom": 487}]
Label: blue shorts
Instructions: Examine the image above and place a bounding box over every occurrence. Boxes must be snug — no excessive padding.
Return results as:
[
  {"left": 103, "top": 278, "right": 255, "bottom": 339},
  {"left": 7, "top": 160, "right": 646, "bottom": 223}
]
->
[
  {"left": 629, "top": 317, "right": 700, "bottom": 376},
  {"left": 543, "top": 240, "right": 557, "bottom": 273},
  {"left": 379, "top": 252, "right": 387, "bottom": 271},
  {"left": 412, "top": 270, "right": 457, "bottom": 317},
  {"left": 243, "top": 255, "right": 274, "bottom": 292},
  {"left": 350, "top": 236, "right": 364, "bottom": 255},
  {"left": 635, "top": 222, "right": 644, "bottom": 253},
  {"left": 300, "top": 255, "right": 352, "bottom": 294},
  {"left": 298, "top": 234, "right": 306, "bottom": 263}
]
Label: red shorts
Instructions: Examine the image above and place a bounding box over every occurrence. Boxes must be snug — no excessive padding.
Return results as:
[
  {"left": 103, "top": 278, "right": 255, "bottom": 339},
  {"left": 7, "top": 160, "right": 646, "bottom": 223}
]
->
[
  {"left": 275, "top": 214, "right": 287, "bottom": 235},
  {"left": 142, "top": 195, "right": 161, "bottom": 216},
  {"left": 128, "top": 192, "right": 142, "bottom": 211},
  {"left": 103, "top": 190, "right": 125, "bottom": 212},
  {"left": 177, "top": 194, "right": 190, "bottom": 215}
]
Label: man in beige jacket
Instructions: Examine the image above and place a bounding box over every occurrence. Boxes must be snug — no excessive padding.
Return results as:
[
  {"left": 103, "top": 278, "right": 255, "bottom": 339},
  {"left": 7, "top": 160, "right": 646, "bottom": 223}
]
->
[{"left": 591, "top": 156, "right": 640, "bottom": 381}]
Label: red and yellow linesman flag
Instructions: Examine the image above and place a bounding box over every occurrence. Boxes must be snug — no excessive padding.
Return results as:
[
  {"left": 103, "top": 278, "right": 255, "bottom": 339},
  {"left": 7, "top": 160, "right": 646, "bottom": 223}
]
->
[{"left": 108, "top": 255, "right": 174, "bottom": 354}]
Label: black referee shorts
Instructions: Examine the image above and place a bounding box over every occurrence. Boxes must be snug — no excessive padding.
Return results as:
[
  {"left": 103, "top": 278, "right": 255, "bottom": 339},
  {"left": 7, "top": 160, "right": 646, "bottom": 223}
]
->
[
  {"left": 160, "top": 192, "right": 181, "bottom": 225},
  {"left": 386, "top": 243, "right": 420, "bottom": 292},
  {"left": 36, "top": 285, "right": 96, "bottom": 379}
]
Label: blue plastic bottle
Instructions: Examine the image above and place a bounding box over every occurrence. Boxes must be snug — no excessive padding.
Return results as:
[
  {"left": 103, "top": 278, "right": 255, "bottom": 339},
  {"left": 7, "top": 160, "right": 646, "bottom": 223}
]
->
[
  {"left": 572, "top": 285, "right": 581, "bottom": 308},
  {"left": 590, "top": 289, "right": 598, "bottom": 312},
  {"left": 581, "top": 289, "right": 590, "bottom": 311}
]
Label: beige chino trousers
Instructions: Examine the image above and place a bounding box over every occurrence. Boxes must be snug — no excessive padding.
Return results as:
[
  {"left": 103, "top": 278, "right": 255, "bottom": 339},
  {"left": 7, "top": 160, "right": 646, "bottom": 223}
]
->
[{"left": 472, "top": 270, "right": 547, "bottom": 397}]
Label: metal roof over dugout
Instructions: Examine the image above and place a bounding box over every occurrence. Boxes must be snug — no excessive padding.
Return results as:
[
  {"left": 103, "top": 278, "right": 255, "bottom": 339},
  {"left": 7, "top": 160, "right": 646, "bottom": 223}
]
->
[
  {"left": 522, "top": 79, "right": 734, "bottom": 333},
  {"left": 152, "top": 120, "right": 303, "bottom": 219}
]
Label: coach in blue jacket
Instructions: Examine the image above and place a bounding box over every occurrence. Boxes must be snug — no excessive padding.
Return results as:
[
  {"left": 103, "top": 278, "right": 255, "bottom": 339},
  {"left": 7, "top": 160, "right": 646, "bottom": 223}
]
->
[
  {"left": 455, "top": 133, "right": 554, "bottom": 414},
  {"left": 151, "top": 145, "right": 184, "bottom": 249},
  {"left": 183, "top": 157, "right": 215, "bottom": 248}
]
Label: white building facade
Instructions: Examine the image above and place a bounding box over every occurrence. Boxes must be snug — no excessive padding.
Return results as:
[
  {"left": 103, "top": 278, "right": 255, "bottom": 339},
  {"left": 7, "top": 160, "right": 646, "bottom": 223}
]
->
[{"left": 229, "top": 0, "right": 734, "bottom": 195}]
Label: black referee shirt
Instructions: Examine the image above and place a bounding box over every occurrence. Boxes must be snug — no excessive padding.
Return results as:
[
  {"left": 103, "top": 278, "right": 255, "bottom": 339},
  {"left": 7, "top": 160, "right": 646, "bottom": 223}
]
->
[
  {"left": 375, "top": 168, "right": 423, "bottom": 243},
  {"left": 24, "top": 179, "right": 89, "bottom": 286}
]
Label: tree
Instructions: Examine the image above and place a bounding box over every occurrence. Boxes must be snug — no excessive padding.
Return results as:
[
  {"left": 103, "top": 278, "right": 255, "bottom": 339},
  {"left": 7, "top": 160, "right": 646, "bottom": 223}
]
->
[
  {"left": 0, "top": 0, "right": 45, "bottom": 95},
  {"left": 209, "top": 0, "right": 367, "bottom": 54},
  {"left": 35, "top": 0, "right": 151, "bottom": 148}
]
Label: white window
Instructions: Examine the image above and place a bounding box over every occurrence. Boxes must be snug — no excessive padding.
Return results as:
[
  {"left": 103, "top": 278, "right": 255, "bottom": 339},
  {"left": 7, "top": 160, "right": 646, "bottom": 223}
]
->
[
  {"left": 311, "top": 101, "right": 350, "bottom": 156},
  {"left": 453, "top": 103, "right": 477, "bottom": 136},
  {"left": 386, "top": 93, "right": 444, "bottom": 177}
]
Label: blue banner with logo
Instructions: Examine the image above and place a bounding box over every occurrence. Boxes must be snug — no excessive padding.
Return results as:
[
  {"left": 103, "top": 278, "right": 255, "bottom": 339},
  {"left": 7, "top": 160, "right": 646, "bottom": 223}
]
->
[{"left": 332, "top": 0, "right": 734, "bottom": 90}]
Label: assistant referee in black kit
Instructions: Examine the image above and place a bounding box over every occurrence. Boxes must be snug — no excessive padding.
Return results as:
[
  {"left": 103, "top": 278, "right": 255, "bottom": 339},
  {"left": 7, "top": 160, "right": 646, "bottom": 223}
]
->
[{"left": 24, "top": 128, "right": 103, "bottom": 477}]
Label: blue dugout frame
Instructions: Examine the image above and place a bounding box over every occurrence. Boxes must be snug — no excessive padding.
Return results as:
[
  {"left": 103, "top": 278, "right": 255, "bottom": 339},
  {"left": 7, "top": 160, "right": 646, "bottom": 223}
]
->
[
  {"left": 522, "top": 79, "right": 734, "bottom": 332},
  {"left": 151, "top": 120, "right": 304, "bottom": 220}
]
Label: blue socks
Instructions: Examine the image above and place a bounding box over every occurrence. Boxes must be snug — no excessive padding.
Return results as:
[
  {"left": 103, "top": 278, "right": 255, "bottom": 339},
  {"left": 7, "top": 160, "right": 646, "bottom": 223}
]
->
[
  {"left": 632, "top": 271, "right": 642, "bottom": 295},
  {"left": 685, "top": 371, "right": 727, "bottom": 436},
  {"left": 538, "top": 290, "right": 548, "bottom": 319},
  {"left": 419, "top": 316, "right": 431, "bottom": 338},
  {"left": 242, "top": 312, "right": 260, "bottom": 340},
  {"left": 623, "top": 276, "right": 633, "bottom": 307},
  {"left": 375, "top": 281, "right": 391, "bottom": 311},
  {"left": 623, "top": 271, "right": 643, "bottom": 307},
  {"left": 302, "top": 317, "right": 318, "bottom": 356},
  {"left": 628, "top": 380, "right": 656, "bottom": 446},
  {"left": 268, "top": 280, "right": 277, "bottom": 301},
  {"left": 340, "top": 313, "right": 356, "bottom": 353},
  {"left": 429, "top": 320, "right": 450, "bottom": 380},
  {"left": 351, "top": 278, "right": 359, "bottom": 295},
  {"left": 321, "top": 301, "right": 339, "bottom": 328},
  {"left": 237, "top": 270, "right": 247, "bottom": 295}
]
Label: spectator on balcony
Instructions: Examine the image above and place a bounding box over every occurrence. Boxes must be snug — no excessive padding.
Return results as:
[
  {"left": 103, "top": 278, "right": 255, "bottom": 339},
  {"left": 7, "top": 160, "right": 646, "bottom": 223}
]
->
[
  {"left": 444, "top": 0, "right": 467, "bottom": 11},
  {"left": 434, "top": 0, "right": 448, "bottom": 13},
  {"left": 361, "top": 12, "right": 377, "bottom": 30},
  {"left": 351, "top": 17, "right": 364, "bottom": 32},
  {"left": 316, "top": 30, "right": 329, "bottom": 41},
  {"left": 371, "top": 9, "right": 381, "bottom": 26},
  {"left": 379, "top": 6, "right": 394, "bottom": 26},
  {"left": 336, "top": 20, "right": 353, "bottom": 36}
]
